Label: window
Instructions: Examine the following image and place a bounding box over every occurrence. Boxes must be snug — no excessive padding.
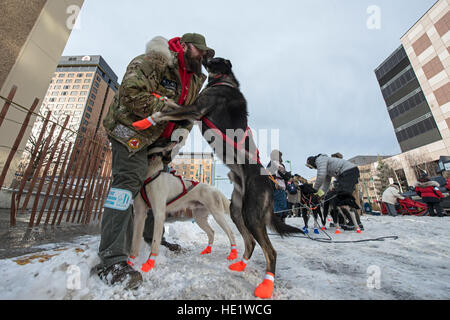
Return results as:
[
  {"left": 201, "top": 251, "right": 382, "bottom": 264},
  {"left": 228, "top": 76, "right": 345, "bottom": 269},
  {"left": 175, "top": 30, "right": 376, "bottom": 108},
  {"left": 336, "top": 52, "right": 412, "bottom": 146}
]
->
[
  {"left": 61, "top": 91, "right": 68, "bottom": 96},
  {"left": 68, "top": 98, "right": 76, "bottom": 102},
  {"left": 86, "top": 73, "right": 93, "bottom": 77},
  {"left": 58, "top": 98, "right": 66, "bottom": 102},
  {"left": 84, "top": 79, "right": 90, "bottom": 83},
  {"left": 70, "top": 91, "right": 78, "bottom": 96},
  {"left": 80, "top": 91, "right": 87, "bottom": 96},
  {"left": 72, "top": 85, "right": 80, "bottom": 89},
  {"left": 56, "top": 104, "right": 63, "bottom": 108},
  {"left": 78, "top": 98, "right": 85, "bottom": 102},
  {"left": 77, "top": 73, "right": 84, "bottom": 77},
  {"left": 51, "top": 92, "right": 59, "bottom": 96},
  {"left": 82, "top": 85, "right": 89, "bottom": 89},
  {"left": 63, "top": 85, "right": 70, "bottom": 89},
  {"left": 85, "top": 113, "right": 91, "bottom": 119},
  {"left": 54, "top": 85, "right": 61, "bottom": 89},
  {"left": 96, "top": 75, "right": 101, "bottom": 82},
  {"left": 90, "top": 94, "right": 96, "bottom": 100},
  {"left": 67, "top": 104, "right": 74, "bottom": 108},
  {"left": 49, "top": 98, "right": 56, "bottom": 102},
  {"left": 76, "top": 104, "right": 83, "bottom": 108},
  {"left": 68, "top": 73, "right": 75, "bottom": 78},
  {"left": 65, "top": 79, "right": 73, "bottom": 83},
  {"left": 87, "top": 106, "right": 93, "bottom": 112},
  {"left": 75, "top": 79, "right": 82, "bottom": 83},
  {"left": 88, "top": 100, "right": 94, "bottom": 106},
  {"left": 94, "top": 81, "right": 99, "bottom": 88},
  {"left": 58, "top": 74, "right": 65, "bottom": 78},
  {"left": 92, "top": 87, "right": 98, "bottom": 94},
  {"left": 56, "top": 79, "right": 63, "bottom": 84}
]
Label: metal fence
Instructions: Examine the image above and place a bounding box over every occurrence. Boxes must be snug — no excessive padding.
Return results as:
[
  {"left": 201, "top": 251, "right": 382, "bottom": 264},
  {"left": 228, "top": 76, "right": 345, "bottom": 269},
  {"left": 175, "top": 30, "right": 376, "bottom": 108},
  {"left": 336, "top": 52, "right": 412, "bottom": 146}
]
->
[{"left": 0, "top": 85, "right": 112, "bottom": 228}]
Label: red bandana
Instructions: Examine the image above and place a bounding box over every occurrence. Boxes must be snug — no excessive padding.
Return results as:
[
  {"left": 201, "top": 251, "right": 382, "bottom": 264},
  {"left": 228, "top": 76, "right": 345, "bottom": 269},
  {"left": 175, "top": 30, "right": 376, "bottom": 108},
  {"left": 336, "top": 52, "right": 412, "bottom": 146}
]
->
[{"left": 160, "top": 37, "right": 193, "bottom": 138}]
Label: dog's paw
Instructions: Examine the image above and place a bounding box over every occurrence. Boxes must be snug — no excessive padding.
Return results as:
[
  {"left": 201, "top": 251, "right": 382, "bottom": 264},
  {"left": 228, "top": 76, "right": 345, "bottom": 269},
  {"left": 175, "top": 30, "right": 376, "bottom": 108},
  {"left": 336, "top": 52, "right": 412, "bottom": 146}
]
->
[{"left": 162, "top": 99, "right": 181, "bottom": 111}]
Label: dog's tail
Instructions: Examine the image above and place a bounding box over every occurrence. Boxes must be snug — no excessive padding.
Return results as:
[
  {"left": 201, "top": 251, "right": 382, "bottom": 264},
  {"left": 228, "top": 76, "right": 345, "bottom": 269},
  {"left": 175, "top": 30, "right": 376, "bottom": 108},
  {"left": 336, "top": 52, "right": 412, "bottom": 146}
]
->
[{"left": 269, "top": 211, "right": 304, "bottom": 236}]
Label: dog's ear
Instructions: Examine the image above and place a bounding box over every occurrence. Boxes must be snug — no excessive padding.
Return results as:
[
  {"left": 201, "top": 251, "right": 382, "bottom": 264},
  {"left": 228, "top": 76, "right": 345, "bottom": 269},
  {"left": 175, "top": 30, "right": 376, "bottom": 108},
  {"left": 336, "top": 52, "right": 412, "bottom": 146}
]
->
[{"left": 225, "top": 60, "right": 232, "bottom": 69}]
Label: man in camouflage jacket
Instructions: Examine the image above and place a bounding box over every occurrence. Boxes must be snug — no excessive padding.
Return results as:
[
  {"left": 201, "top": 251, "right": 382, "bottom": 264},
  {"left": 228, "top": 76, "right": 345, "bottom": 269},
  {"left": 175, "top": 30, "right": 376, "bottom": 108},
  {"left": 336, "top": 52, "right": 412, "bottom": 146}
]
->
[{"left": 95, "top": 34, "right": 214, "bottom": 289}]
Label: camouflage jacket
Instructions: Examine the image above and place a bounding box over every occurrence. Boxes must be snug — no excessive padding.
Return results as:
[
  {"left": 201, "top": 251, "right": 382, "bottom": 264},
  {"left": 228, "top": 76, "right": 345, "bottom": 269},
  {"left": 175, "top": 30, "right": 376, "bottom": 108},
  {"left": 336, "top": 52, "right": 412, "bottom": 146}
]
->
[{"left": 103, "top": 37, "right": 206, "bottom": 155}]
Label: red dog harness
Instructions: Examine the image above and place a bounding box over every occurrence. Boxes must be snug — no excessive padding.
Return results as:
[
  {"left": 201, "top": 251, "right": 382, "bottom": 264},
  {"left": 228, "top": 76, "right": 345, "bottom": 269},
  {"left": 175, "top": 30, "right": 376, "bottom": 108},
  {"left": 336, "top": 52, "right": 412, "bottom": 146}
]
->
[{"left": 140, "top": 169, "right": 200, "bottom": 209}]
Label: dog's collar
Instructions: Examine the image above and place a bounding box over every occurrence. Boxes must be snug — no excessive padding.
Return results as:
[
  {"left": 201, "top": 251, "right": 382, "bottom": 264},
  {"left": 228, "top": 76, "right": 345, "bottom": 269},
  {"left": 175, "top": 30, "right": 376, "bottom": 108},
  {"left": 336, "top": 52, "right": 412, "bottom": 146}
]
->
[
  {"left": 210, "top": 81, "right": 237, "bottom": 88},
  {"left": 207, "top": 75, "right": 238, "bottom": 89}
]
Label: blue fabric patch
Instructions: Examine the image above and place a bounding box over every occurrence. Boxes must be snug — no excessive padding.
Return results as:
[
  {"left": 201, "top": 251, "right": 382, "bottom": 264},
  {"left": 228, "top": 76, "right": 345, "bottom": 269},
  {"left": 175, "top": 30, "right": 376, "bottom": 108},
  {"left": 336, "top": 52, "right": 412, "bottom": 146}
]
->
[{"left": 104, "top": 188, "right": 133, "bottom": 211}]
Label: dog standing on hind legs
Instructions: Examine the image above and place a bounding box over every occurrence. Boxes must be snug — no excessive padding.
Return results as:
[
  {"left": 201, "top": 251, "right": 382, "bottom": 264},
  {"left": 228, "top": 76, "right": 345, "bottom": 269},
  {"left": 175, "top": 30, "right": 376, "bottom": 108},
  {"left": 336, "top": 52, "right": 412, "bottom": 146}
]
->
[
  {"left": 133, "top": 57, "right": 304, "bottom": 298},
  {"left": 129, "top": 154, "right": 238, "bottom": 272}
]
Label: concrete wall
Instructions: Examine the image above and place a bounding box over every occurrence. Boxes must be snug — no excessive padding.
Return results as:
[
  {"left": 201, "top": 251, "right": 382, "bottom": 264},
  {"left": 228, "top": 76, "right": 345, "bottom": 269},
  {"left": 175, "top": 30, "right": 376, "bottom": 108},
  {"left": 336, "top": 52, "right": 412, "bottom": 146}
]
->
[{"left": 0, "top": 0, "right": 85, "bottom": 188}]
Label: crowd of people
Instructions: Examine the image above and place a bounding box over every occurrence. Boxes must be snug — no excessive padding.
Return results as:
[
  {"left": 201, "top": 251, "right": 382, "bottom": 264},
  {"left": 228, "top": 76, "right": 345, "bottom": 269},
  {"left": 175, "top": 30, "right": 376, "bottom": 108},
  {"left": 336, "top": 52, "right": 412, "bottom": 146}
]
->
[{"left": 268, "top": 149, "right": 449, "bottom": 222}]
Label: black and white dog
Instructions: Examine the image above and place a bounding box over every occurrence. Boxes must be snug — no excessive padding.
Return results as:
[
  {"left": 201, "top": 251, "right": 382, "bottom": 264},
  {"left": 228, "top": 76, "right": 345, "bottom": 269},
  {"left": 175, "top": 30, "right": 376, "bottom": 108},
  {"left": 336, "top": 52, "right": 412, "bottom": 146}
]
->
[{"left": 141, "top": 57, "right": 303, "bottom": 299}]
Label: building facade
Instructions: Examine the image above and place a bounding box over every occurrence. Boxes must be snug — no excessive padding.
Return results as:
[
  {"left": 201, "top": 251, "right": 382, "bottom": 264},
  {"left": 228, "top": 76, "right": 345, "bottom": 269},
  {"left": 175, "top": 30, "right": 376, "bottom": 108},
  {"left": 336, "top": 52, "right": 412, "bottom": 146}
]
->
[
  {"left": 0, "top": 0, "right": 85, "bottom": 187},
  {"left": 374, "top": 0, "right": 450, "bottom": 186},
  {"left": 170, "top": 152, "right": 215, "bottom": 185},
  {"left": 34, "top": 55, "right": 119, "bottom": 138}
]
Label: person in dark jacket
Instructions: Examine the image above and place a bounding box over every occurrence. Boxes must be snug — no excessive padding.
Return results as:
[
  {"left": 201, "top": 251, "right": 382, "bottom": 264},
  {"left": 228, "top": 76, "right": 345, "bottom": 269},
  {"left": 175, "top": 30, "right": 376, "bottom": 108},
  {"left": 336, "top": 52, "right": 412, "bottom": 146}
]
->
[
  {"left": 415, "top": 174, "right": 445, "bottom": 217},
  {"left": 267, "top": 149, "right": 291, "bottom": 221}
]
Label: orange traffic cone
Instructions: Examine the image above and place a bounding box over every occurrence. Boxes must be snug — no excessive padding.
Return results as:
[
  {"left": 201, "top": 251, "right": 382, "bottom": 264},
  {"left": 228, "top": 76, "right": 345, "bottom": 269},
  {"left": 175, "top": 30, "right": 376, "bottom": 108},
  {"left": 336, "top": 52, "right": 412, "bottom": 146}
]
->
[
  {"left": 356, "top": 228, "right": 362, "bottom": 233},
  {"left": 335, "top": 228, "right": 341, "bottom": 234}
]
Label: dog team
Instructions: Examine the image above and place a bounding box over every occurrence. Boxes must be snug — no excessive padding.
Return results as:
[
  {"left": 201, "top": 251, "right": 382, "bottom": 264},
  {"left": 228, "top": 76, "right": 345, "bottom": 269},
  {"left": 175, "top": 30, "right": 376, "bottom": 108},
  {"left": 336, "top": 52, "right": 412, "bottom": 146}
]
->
[{"left": 91, "top": 33, "right": 363, "bottom": 299}]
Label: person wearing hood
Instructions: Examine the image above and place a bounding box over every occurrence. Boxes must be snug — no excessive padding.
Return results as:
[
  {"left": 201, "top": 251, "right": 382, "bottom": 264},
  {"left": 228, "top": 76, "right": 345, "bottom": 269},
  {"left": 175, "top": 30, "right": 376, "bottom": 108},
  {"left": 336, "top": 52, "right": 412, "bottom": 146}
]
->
[
  {"left": 415, "top": 174, "right": 445, "bottom": 217},
  {"left": 95, "top": 34, "right": 215, "bottom": 289},
  {"left": 382, "top": 183, "right": 405, "bottom": 216}
]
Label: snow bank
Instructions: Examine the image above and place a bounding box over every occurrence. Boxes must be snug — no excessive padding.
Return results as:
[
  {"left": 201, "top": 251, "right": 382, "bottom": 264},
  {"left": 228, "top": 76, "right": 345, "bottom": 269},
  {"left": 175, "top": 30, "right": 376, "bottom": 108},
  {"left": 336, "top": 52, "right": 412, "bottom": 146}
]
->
[{"left": 0, "top": 215, "right": 449, "bottom": 300}]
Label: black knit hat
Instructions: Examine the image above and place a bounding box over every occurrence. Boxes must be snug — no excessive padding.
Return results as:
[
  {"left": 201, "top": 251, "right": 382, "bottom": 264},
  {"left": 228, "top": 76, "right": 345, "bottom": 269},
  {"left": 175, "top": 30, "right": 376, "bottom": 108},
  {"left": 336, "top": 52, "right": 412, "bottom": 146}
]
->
[
  {"left": 418, "top": 174, "right": 429, "bottom": 183},
  {"left": 306, "top": 156, "right": 317, "bottom": 169}
]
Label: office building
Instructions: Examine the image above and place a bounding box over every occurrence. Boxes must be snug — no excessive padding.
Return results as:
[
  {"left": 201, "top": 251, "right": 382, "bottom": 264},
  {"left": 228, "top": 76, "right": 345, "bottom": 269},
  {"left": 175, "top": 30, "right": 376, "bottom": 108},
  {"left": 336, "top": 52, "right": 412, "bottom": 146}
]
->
[{"left": 374, "top": 0, "right": 450, "bottom": 185}]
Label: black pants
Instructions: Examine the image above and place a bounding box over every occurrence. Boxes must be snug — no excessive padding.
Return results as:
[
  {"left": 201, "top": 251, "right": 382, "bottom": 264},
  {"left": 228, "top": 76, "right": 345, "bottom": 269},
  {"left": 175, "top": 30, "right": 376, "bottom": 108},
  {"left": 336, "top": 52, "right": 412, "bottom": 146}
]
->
[
  {"left": 426, "top": 202, "right": 444, "bottom": 216},
  {"left": 335, "top": 167, "right": 360, "bottom": 194}
]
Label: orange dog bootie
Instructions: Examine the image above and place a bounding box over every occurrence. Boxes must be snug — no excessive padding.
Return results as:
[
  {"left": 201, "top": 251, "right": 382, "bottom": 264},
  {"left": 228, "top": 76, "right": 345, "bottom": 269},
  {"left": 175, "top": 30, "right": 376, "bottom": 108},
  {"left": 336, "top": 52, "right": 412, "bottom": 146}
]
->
[
  {"left": 127, "top": 256, "right": 136, "bottom": 267},
  {"left": 201, "top": 245, "right": 212, "bottom": 255},
  {"left": 141, "top": 254, "right": 157, "bottom": 272},
  {"left": 229, "top": 258, "right": 248, "bottom": 272},
  {"left": 227, "top": 245, "right": 238, "bottom": 260},
  {"left": 254, "top": 272, "right": 275, "bottom": 299}
]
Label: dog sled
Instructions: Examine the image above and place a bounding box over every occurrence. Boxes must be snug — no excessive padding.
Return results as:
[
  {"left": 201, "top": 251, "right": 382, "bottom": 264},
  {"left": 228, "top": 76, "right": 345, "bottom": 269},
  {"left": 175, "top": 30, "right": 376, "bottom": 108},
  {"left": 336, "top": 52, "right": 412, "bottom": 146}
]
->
[{"left": 381, "top": 197, "right": 428, "bottom": 216}]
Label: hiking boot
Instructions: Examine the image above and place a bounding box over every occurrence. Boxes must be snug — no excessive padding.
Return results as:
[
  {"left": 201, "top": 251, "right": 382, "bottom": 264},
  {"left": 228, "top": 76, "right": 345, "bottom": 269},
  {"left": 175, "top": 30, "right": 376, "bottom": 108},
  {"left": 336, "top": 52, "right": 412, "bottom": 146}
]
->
[
  {"left": 342, "top": 224, "right": 356, "bottom": 231},
  {"left": 161, "top": 239, "right": 181, "bottom": 252},
  {"left": 96, "top": 261, "right": 143, "bottom": 290},
  {"left": 358, "top": 224, "right": 365, "bottom": 231}
]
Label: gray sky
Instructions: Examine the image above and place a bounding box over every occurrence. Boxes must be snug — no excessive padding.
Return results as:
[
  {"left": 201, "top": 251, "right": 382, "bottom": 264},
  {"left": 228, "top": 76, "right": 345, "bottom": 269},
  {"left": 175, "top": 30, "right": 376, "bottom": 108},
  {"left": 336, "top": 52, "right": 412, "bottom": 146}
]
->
[{"left": 63, "top": 0, "right": 437, "bottom": 195}]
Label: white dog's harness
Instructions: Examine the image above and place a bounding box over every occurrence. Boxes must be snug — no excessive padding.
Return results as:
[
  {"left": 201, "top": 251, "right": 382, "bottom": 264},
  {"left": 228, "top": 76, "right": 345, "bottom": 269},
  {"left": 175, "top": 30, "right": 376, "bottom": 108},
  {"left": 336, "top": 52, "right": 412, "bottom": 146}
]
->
[{"left": 140, "top": 169, "right": 200, "bottom": 209}]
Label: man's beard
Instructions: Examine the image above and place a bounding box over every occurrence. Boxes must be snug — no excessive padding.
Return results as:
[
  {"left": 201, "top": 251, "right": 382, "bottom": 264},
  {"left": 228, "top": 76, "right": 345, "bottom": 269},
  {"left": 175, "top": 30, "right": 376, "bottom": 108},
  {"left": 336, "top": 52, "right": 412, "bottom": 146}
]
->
[{"left": 184, "top": 46, "right": 202, "bottom": 75}]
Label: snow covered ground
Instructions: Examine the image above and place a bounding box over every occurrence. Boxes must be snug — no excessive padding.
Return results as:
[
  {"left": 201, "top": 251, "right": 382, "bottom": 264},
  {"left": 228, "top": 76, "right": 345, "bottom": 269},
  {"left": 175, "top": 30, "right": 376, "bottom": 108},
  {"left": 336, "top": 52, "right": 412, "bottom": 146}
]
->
[{"left": 0, "top": 214, "right": 449, "bottom": 300}]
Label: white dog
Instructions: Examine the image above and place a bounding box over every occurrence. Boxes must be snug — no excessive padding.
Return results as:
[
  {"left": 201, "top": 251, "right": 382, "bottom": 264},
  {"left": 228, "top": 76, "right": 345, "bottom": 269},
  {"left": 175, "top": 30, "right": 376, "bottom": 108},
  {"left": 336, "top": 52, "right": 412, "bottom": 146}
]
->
[{"left": 129, "top": 155, "right": 238, "bottom": 272}]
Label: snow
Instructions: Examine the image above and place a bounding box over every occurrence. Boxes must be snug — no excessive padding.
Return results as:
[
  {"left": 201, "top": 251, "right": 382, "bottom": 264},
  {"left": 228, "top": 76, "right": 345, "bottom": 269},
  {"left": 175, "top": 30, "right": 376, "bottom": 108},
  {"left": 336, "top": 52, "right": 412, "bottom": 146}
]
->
[{"left": 1, "top": 215, "right": 449, "bottom": 300}]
